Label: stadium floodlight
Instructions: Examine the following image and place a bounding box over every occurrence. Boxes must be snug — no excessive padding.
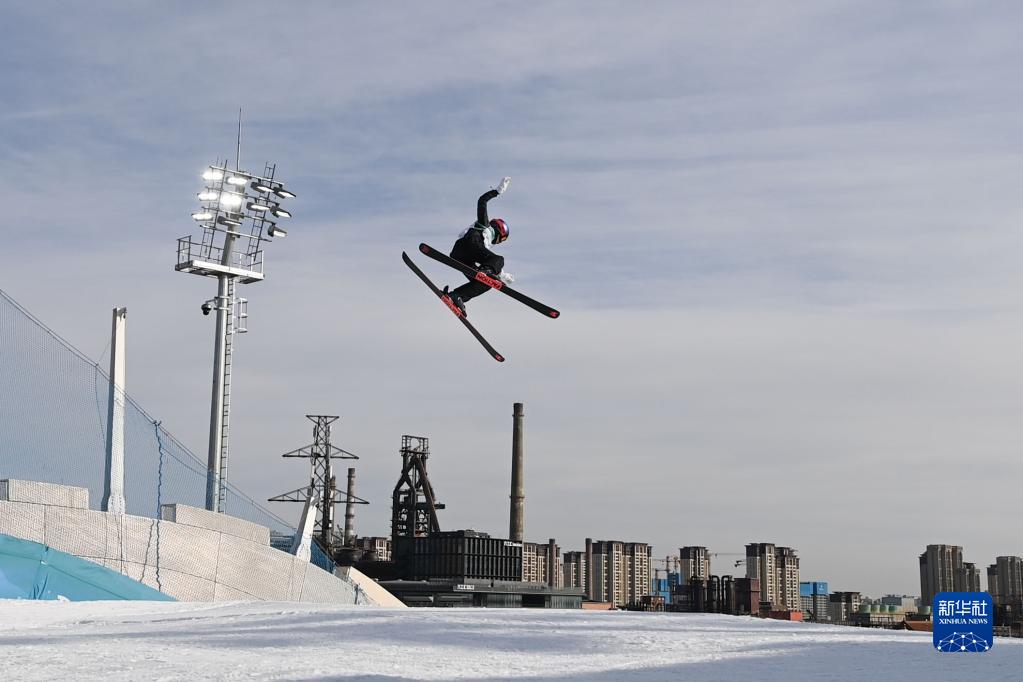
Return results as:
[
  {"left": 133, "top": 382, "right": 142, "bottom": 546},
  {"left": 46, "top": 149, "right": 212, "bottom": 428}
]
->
[
  {"left": 177, "top": 156, "right": 296, "bottom": 514},
  {"left": 218, "top": 192, "right": 244, "bottom": 209}
]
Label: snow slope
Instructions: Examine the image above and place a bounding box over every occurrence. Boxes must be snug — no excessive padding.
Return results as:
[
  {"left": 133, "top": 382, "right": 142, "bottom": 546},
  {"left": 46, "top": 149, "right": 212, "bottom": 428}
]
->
[{"left": 1, "top": 601, "right": 1020, "bottom": 680}]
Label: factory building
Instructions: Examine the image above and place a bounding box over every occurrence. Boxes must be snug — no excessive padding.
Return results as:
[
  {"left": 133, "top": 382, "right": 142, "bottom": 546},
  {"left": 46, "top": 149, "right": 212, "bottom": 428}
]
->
[
  {"left": 353, "top": 536, "right": 392, "bottom": 562},
  {"left": 379, "top": 528, "right": 581, "bottom": 607},
  {"left": 410, "top": 530, "right": 522, "bottom": 582},
  {"left": 829, "top": 591, "right": 862, "bottom": 624},
  {"left": 669, "top": 576, "right": 761, "bottom": 616},
  {"left": 651, "top": 572, "right": 683, "bottom": 605}
]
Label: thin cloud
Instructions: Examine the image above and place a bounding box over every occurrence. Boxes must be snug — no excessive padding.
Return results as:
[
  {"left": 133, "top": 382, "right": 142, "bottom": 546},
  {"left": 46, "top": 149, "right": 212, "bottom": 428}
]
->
[{"left": 2, "top": 2, "right": 1022, "bottom": 595}]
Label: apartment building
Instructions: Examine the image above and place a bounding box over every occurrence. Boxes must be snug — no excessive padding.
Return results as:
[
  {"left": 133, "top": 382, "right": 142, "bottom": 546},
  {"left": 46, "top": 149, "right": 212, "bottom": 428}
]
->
[{"left": 746, "top": 542, "right": 800, "bottom": 610}]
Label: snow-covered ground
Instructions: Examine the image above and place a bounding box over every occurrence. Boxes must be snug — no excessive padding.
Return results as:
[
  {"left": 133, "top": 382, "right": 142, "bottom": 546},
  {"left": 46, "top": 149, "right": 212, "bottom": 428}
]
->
[{"left": 1, "top": 601, "right": 1020, "bottom": 680}]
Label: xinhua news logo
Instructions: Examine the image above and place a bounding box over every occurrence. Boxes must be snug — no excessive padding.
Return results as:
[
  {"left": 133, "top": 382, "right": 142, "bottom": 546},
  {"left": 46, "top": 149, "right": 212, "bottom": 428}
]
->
[{"left": 933, "top": 592, "right": 993, "bottom": 653}]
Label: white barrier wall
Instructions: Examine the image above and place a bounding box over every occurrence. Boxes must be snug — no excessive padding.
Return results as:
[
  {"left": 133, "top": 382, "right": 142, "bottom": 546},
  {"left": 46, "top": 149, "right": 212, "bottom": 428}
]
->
[
  {"left": 337, "top": 566, "right": 407, "bottom": 607},
  {"left": 0, "top": 480, "right": 386, "bottom": 604},
  {"left": 1, "top": 479, "right": 89, "bottom": 509}
]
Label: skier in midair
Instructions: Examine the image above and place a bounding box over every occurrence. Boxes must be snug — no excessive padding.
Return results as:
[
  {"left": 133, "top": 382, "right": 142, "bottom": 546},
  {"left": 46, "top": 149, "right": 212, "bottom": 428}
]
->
[{"left": 443, "top": 177, "right": 513, "bottom": 316}]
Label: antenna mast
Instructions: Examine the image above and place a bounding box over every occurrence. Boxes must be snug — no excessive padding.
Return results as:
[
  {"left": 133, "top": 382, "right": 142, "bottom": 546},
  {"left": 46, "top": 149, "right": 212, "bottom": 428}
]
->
[{"left": 236, "top": 108, "right": 242, "bottom": 171}]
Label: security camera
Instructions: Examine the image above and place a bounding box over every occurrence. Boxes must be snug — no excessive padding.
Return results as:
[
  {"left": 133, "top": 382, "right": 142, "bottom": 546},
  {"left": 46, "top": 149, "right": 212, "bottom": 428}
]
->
[{"left": 201, "top": 301, "right": 214, "bottom": 316}]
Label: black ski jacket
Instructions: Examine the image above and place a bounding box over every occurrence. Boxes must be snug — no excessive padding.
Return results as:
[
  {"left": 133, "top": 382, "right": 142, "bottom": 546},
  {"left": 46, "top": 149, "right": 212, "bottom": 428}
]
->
[
  {"left": 476, "top": 188, "right": 499, "bottom": 228},
  {"left": 450, "top": 189, "right": 503, "bottom": 275}
]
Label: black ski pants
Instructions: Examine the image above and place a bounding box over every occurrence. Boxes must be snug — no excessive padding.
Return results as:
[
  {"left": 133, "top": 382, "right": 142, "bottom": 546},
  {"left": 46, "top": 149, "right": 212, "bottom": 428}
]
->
[{"left": 450, "top": 229, "right": 503, "bottom": 302}]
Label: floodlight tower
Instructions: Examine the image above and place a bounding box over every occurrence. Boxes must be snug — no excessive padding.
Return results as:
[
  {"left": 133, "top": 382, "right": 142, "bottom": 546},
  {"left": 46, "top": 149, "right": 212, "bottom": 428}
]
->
[{"left": 175, "top": 158, "right": 296, "bottom": 512}]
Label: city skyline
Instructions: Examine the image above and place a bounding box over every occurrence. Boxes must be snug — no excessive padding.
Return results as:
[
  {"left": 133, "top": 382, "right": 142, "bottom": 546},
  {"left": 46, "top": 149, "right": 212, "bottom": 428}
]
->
[{"left": 3, "top": 3, "right": 1023, "bottom": 596}]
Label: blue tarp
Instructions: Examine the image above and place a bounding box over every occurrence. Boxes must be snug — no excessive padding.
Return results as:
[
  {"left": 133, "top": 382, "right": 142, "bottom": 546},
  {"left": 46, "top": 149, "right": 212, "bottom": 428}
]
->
[{"left": 0, "top": 533, "right": 174, "bottom": 601}]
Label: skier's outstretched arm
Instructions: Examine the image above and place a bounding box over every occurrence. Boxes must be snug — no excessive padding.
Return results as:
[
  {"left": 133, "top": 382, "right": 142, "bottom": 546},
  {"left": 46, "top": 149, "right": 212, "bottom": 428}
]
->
[
  {"left": 476, "top": 189, "right": 499, "bottom": 225},
  {"left": 476, "top": 176, "right": 510, "bottom": 225}
]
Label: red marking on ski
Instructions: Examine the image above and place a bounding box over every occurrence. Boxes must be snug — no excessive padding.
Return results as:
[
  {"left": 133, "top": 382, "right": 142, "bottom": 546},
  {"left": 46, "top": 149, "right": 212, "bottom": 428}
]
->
[
  {"left": 474, "top": 271, "right": 504, "bottom": 290},
  {"left": 404, "top": 251, "right": 504, "bottom": 361},
  {"left": 417, "top": 243, "right": 560, "bottom": 320},
  {"left": 441, "top": 295, "right": 464, "bottom": 318}
]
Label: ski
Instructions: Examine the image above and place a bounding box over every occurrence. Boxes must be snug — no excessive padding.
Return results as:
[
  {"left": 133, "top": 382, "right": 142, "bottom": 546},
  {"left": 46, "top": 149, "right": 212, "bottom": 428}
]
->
[
  {"left": 418, "top": 243, "right": 560, "bottom": 319},
  {"left": 402, "top": 252, "right": 505, "bottom": 362}
]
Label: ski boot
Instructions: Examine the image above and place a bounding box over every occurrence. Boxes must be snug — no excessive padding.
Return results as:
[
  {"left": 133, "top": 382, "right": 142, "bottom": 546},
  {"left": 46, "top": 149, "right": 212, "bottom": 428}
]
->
[{"left": 442, "top": 286, "right": 467, "bottom": 317}]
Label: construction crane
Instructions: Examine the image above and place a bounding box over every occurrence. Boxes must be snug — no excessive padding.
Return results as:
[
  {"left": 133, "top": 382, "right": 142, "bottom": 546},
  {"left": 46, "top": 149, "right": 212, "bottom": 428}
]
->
[
  {"left": 654, "top": 555, "right": 680, "bottom": 572},
  {"left": 709, "top": 552, "right": 746, "bottom": 569},
  {"left": 653, "top": 555, "right": 680, "bottom": 576}
]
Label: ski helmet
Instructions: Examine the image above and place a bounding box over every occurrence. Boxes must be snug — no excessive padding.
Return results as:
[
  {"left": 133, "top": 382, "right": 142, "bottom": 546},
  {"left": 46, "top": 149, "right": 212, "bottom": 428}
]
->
[{"left": 490, "top": 218, "right": 509, "bottom": 244}]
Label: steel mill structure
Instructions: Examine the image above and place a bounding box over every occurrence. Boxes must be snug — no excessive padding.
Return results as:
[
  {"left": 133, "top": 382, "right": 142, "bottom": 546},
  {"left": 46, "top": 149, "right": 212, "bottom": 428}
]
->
[{"left": 363, "top": 404, "right": 583, "bottom": 608}]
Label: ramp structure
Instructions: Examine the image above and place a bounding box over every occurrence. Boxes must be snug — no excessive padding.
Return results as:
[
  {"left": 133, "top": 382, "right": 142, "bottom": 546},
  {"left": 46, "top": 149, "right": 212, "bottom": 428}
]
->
[
  {"left": 0, "top": 289, "right": 392, "bottom": 604},
  {"left": 0, "top": 532, "right": 173, "bottom": 601}
]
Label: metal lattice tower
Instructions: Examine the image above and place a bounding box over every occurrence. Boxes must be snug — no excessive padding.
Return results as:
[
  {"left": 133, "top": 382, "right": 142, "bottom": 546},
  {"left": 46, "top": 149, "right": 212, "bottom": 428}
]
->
[
  {"left": 215, "top": 279, "right": 249, "bottom": 511},
  {"left": 269, "top": 415, "right": 367, "bottom": 556},
  {"left": 391, "top": 435, "right": 444, "bottom": 569}
]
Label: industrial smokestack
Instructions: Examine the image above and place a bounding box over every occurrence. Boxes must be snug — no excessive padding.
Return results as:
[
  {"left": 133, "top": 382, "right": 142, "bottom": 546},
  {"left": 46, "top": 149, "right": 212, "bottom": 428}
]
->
[
  {"left": 509, "top": 402, "right": 525, "bottom": 542},
  {"left": 548, "top": 538, "right": 557, "bottom": 588},
  {"left": 343, "top": 467, "right": 356, "bottom": 546}
]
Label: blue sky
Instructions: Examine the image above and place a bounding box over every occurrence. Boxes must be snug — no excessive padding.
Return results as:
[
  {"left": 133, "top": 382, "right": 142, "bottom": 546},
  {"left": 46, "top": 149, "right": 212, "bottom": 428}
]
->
[{"left": 3, "top": 2, "right": 1023, "bottom": 595}]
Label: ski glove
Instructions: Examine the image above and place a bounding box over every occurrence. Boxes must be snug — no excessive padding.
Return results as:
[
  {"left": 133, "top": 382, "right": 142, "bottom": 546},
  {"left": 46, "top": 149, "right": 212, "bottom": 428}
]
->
[
  {"left": 496, "top": 177, "right": 511, "bottom": 194},
  {"left": 499, "top": 271, "right": 515, "bottom": 284}
]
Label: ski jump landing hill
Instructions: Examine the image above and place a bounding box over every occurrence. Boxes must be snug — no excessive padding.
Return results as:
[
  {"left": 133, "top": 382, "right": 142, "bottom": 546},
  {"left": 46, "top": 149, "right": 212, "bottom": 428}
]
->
[
  {"left": 0, "top": 478, "right": 400, "bottom": 604},
  {"left": 0, "top": 479, "right": 387, "bottom": 603},
  {"left": 0, "top": 290, "right": 402, "bottom": 606}
]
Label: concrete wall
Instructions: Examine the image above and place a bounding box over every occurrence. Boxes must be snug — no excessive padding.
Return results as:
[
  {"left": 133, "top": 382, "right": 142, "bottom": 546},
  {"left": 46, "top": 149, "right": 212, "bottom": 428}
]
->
[
  {"left": 1, "top": 479, "right": 89, "bottom": 509},
  {"left": 0, "top": 479, "right": 384, "bottom": 604}
]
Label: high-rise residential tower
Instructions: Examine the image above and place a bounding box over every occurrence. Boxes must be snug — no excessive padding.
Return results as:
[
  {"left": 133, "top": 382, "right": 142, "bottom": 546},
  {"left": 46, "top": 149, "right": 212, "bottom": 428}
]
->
[
  {"left": 994, "top": 556, "right": 1023, "bottom": 606},
  {"left": 746, "top": 543, "right": 800, "bottom": 610},
  {"left": 563, "top": 550, "right": 588, "bottom": 596},
  {"left": 679, "top": 546, "right": 711, "bottom": 583},
  {"left": 919, "top": 544, "right": 979, "bottom": 605},
  {"left": 573, "top": 539, "right": 652, "bottom": 607}
]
